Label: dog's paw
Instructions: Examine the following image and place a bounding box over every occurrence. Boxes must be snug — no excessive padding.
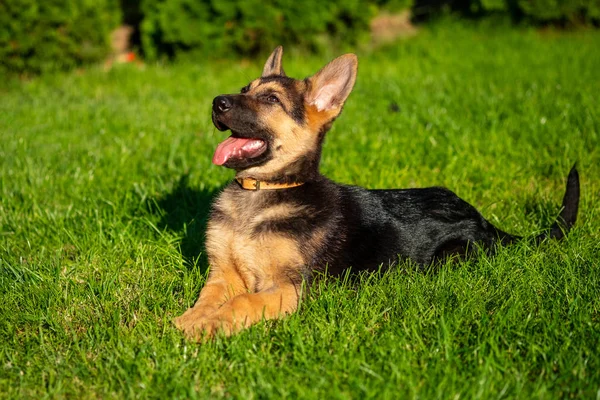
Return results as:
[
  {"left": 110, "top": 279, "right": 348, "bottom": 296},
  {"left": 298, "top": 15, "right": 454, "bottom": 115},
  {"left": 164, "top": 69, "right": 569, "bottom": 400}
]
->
[
  {"left": 196, "top": 317, "right": 236, "bottom": 337},
  {"left": 173, "top": 308, "right": 210, "bottom": 338},
  {"left": 173, "top": 311, "right": 238, "bottom": 340}
]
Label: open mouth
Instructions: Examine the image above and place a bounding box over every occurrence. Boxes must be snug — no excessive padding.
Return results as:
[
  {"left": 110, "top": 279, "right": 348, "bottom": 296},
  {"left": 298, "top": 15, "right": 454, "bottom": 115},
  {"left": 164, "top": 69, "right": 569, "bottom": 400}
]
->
[
  {"left": 212, "top": 120, "right": 267, "bottom": 166},
  {"left": 212, "top": 111, "right": 269, "bottom": 166},
  {"left": 212, "top": 134, "right": 267, "bottom": 166}
]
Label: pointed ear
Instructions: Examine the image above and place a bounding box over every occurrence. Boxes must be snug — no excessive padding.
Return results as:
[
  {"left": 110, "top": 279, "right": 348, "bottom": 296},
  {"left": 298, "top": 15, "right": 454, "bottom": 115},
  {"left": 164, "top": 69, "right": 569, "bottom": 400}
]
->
[
  {"left": 262, "top": 46, "right": 285, "bottom": 77},
  {"left": 306, "top": 54, "right": 358, "bottom": 112}
]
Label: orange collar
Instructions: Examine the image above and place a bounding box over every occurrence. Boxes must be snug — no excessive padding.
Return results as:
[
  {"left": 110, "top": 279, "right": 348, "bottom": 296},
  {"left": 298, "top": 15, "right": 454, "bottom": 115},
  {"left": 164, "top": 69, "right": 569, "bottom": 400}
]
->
[{"left": 236, "top": 177, "right": 305, "bottom": 191}]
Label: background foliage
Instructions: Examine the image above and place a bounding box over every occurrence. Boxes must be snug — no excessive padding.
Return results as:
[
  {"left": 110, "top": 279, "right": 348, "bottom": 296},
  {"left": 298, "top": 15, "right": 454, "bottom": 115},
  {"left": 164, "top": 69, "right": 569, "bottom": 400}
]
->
[
  {"left": 2, "top": 0, "right": 600, "bottom": 75},
  {"left": 415, "top": 0, "right": 600, "bottom": 22},
  {"left": 516, "top": 0, "right": 600, "bottom": 22},
  {"left": 139, "top": 0, "right": 395, "bottom": 61},
  {"left": 0, "top": 0, "right": 121, "bottom": 75}
]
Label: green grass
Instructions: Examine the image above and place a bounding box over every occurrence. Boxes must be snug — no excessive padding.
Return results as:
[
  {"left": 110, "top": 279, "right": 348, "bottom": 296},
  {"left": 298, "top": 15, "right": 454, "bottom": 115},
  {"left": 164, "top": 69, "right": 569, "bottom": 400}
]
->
[{"left": 1, "top": 21, "right": 600, "bottom": 398}]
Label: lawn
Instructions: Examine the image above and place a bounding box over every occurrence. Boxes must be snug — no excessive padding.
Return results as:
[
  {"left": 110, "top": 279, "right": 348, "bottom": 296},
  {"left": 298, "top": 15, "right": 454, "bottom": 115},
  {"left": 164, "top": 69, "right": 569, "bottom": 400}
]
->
[{"left": 1, "top": 21, "right": 599, "bottom": 398}]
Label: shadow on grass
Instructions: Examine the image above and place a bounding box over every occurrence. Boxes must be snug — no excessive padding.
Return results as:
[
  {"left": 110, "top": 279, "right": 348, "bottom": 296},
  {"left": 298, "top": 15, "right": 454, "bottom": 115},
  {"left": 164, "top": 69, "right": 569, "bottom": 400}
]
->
[{"left": 151, "top": 174, "right": 222, "bottom": 274}]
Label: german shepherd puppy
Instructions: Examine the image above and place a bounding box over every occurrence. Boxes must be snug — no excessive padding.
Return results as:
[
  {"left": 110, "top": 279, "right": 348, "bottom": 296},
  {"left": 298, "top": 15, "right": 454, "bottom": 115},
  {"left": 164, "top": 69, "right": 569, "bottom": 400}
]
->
[{"left": 174, "top": 46, "right": 580, "bottom": 338}]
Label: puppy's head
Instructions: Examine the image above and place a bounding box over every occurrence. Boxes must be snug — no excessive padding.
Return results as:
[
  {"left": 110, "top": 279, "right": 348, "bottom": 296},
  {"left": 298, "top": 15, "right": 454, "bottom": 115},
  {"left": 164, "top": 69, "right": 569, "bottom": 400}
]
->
[{"left": 211, "top": 46, "right": 357, "bottom": 181}]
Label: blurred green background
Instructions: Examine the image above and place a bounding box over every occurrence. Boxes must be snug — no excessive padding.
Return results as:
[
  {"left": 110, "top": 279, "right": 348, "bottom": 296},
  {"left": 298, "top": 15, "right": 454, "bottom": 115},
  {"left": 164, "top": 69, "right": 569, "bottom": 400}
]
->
[{"left": 1, "top": 0, "right": 599, "bottom": 75}]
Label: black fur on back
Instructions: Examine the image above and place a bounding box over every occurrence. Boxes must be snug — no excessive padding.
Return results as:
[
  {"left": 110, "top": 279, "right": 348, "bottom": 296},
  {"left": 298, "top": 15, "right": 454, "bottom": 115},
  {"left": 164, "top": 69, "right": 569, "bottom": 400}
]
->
[{"left": 226, "top": 164, "right": 580, "bottom": 278}]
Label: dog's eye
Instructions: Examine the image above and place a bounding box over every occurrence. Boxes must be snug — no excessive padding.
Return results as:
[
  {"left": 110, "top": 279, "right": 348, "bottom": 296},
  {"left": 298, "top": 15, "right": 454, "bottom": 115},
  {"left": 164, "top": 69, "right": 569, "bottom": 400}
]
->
[
  {"left": 241, "top": 86, "right": 249, "bottom": 94},
  {"left": 267, "top": 95, "right": 279, "bottom": 103}
]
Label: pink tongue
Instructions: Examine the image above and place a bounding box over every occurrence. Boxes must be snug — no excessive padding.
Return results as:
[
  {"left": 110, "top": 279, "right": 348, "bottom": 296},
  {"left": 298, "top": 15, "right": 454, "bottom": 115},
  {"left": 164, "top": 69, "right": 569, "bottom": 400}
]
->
[{"left": 212, "top": 136, "right": 266, "bottom": 166}]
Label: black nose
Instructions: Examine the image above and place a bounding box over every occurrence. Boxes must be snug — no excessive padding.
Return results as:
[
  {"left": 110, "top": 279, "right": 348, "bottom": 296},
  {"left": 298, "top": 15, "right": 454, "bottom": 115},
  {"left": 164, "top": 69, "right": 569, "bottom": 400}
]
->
[{"left": 213, "top": 96, "right": 232, "bottom": 113}]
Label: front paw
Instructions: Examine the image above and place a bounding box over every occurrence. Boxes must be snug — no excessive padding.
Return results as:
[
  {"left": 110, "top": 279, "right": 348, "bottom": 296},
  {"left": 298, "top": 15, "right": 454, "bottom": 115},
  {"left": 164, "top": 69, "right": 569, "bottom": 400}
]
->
[
  {"left": 196, "top": 317, "right": 236, "bottom": 337},
  {"left": 173, "top": 307, "right": 211, "bottom": 336},
  {"left": 173, "top": 311, "right": 235, "bottom": 340}
]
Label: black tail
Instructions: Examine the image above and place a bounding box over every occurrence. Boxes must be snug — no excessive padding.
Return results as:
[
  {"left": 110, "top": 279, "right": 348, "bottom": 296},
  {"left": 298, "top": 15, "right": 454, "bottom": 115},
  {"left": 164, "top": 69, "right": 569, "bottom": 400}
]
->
[{"left": 536, "top": 164, "right": 580, "bottom": 242}]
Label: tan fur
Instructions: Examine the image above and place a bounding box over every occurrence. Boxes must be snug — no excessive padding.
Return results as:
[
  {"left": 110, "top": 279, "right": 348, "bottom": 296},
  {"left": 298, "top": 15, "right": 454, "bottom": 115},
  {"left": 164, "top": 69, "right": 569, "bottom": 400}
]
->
[
  {"left": 212, "top": 185, "right": 308, "bottom": 231},
  {"left": 174, "top": 186, "right": 307, "bottom": 339},
  {"left": 174, "top": 48, "right": 358, "bottom": 339},
  {"left": 305, "top": 104, "right": 338, "bottom": 133},
  {"left": 243, "top": 119, "right": 315, "bottom": 180},
  {"left": 185, "top": 284, "right": 301, "bottom": 336},
  {"left": 250, "top": 203, "right": 309, "bottom": 227},
  {"left": 238, "top": 80, "right": 321, "bottom": 181}
]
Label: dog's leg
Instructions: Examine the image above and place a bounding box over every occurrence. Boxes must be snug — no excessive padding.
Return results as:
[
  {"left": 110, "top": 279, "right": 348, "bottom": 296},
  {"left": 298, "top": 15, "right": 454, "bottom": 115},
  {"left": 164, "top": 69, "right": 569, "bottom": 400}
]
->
[
  {"left": 173, "top": 266, "right": 247, "bottom": 336},
  {"left": 192, "top": 283, "right": 301, "bottom": 338}
]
